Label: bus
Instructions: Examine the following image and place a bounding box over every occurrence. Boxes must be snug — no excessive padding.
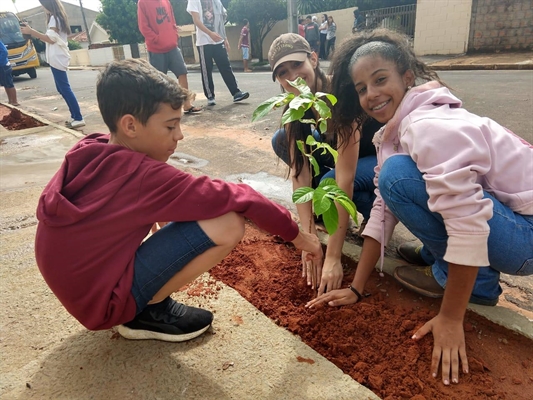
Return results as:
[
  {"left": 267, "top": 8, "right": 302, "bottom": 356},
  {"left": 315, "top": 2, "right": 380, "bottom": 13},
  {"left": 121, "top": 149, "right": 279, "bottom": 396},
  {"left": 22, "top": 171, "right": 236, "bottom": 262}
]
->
[{"left": 0, "top": 11, "right": 39, "bottom": 79}]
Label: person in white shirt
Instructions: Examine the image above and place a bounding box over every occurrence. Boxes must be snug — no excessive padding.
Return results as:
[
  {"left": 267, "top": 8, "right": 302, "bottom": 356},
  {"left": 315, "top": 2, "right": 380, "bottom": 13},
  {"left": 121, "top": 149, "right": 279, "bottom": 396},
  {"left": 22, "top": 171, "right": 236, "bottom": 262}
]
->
[
  {"left": 21, "top": 0, "right": 85, "bottom": 129},
  {"left": 186, "top": 0, "right": 249, "bottom": 106}
]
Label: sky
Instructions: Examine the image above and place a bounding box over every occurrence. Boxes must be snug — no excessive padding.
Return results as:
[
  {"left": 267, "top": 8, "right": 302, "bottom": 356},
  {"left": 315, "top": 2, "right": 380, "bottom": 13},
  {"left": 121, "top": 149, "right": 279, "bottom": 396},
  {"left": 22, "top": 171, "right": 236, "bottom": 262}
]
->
[{"left": 3, "top": 0, "right": 102, "bottom": 13}]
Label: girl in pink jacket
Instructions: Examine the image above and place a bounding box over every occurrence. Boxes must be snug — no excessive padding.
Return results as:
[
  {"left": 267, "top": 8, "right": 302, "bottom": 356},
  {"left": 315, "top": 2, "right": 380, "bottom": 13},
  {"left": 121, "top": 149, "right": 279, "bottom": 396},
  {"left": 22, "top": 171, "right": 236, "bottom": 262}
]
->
[{"left": 308, "top": 29, "right": 533, "bottom": 386}]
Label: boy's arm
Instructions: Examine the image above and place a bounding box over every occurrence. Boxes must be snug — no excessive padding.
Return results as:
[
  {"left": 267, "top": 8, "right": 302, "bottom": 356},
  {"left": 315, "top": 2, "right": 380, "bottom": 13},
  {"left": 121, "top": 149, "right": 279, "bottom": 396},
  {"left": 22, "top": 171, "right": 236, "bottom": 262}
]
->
[
  {"left": 137, "top": 2, "right": 158, "bottom": 44},
  {"left": 237, "top": 31, "right": 243, "bottom": 49}
]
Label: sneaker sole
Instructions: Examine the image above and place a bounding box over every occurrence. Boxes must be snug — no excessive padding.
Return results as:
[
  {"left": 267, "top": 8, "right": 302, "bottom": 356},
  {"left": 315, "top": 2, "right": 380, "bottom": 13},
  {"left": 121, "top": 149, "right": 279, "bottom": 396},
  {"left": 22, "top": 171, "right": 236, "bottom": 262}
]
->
[
  {"left": 116, "top": 323, "right": 211, "bottom": 342},
  {"left": 393, "top": 268, "right": 444, "bottom": 299}
]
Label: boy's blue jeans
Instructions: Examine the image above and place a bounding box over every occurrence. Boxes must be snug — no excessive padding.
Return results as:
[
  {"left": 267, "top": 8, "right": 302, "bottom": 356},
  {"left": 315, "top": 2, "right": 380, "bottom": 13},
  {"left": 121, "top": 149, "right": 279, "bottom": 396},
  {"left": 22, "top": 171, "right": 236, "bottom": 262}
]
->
[
  {"left": 51, "top": 67, "right": 83, "bottom": 121},
  {"left": 379, "top": 155, "right": 533, "bottom": 302},
  {"left": 272, "top": 128, "right": 377, "bottom": 220}
]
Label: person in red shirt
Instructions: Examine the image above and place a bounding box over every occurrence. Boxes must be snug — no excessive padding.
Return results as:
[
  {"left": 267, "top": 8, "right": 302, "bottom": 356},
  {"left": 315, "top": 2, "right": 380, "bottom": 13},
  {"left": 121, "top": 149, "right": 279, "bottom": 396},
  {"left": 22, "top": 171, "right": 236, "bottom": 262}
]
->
[
  {"left": 137, "top": 0, "right": 202, "bottom": 114},
  {"left": 298, "top": 18, "right": 305, "bottom": 37},
  {"left": 237, "top": 19, "right": 252, "bottom": 72},
  {"left": 35, "top": 59, "right": 322, "bottom": 343}
]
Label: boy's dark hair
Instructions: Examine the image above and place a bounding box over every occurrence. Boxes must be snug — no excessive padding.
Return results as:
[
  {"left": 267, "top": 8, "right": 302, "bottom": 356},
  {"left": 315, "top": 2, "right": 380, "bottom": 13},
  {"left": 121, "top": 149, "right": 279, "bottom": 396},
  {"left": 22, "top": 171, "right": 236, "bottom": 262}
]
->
[
  {"left": 298, "top": 18, "right": 304, "bottom": 24},
  {"left": 96, "top": 59, "right": 190, "bottom": 133},
  {"left": 329, "top": 29, "right": 445, "bottom": 148},
  {"left": 243, "top": 19, "right": 248, "bottom": 25},
  {"left": 306, "top": 15, "right": 312, "bottom": 20}
]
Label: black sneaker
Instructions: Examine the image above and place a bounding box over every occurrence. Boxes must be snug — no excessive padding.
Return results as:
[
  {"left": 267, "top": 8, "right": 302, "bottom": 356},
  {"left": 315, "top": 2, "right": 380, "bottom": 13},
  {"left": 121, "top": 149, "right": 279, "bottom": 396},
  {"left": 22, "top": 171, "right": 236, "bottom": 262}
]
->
[
  {"left": 233, "top": 91, "right": 249, "bottom": 102},
  {"left": 117, "top": 297, "right": 213, "bottom": 342}
]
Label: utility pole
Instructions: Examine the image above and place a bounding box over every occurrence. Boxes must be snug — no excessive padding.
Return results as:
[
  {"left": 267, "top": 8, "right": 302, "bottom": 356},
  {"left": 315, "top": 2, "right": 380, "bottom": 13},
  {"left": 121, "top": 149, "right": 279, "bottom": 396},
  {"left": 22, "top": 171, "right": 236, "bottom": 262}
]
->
[
  {"left": 79, "top": 0, "right": 92, "bottom": 46},
  {"left": 287, "top": 0, "right": 298, "bottom": 34}
]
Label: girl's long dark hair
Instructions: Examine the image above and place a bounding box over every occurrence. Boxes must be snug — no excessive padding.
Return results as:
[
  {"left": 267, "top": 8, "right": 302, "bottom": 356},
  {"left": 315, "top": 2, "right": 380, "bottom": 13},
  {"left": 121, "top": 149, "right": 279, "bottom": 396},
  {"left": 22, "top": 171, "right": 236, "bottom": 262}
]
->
[
  {"left": 329, "top": 29, "right": 445, "bottom": 148},
  {"left": 39, "top": 0, "right": 71, "bottom": 35},
  {"left": 281, "top": 57, "right": 329, "bottom": 180}
]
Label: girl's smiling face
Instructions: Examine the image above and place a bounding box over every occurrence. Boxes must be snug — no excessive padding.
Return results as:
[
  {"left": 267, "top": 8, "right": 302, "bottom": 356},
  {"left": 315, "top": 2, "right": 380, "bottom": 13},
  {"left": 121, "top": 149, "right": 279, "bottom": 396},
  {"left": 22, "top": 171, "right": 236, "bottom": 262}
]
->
[
  {"left": 274, "top": 53, "right": 318, "bottom": 94},
  {"left": 351, "top": 55, "right": 414, "bottom": 123}
]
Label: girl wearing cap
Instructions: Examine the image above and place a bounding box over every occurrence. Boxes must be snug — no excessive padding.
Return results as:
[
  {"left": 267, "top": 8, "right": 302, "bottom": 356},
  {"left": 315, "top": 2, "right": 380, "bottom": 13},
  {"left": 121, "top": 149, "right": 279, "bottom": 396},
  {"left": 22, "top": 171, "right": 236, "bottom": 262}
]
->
[{"left": 268, "top": 33, "right": 383, "bottom": 296}]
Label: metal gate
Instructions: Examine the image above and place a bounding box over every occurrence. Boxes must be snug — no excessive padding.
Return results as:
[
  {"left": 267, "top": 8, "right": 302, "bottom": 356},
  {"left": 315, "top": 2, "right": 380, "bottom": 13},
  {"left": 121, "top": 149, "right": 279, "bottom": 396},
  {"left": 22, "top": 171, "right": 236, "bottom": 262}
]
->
[
  {"left": 179, "top": 36, "right": 195, "bottom": 64},
  {"left": 362, "top": 4, "right": 417, "bottom": 37}
]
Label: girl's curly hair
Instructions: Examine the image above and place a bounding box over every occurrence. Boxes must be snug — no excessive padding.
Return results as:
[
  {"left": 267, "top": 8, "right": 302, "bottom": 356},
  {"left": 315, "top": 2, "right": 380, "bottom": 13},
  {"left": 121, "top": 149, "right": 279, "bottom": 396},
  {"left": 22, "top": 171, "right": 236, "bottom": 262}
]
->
[{"left": 329, "top": 29, "right": 446, "bottom": 148}]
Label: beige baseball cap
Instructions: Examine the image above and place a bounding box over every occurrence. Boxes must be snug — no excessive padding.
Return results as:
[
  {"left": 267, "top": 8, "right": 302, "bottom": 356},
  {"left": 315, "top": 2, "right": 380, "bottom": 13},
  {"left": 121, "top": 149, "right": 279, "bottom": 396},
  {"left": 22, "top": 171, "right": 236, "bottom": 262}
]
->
[{"left": 268, "top": 33, "right": 312, "bottom": 81}]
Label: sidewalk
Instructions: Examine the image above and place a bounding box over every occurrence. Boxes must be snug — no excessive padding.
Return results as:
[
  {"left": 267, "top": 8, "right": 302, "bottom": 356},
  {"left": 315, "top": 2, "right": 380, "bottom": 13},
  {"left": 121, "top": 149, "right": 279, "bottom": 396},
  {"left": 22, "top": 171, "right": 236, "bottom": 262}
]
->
[{"left": 186, "top": 51, "right": 533, "bottom": 73}]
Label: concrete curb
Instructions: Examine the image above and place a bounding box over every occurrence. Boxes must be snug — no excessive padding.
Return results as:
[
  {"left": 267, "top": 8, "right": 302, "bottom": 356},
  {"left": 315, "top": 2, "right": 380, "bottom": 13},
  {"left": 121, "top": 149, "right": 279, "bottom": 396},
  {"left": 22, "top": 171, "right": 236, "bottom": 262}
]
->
[{"left": 430, "top": 63, "right": 533, "bottom": 71}]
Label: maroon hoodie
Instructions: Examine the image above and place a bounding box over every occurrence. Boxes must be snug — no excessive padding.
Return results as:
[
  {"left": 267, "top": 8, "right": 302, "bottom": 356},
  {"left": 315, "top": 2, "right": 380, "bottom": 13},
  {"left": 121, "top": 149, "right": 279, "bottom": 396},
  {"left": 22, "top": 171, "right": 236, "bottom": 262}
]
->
[{"left": 35, "top": 134, "right": 299, "bottom": 330}]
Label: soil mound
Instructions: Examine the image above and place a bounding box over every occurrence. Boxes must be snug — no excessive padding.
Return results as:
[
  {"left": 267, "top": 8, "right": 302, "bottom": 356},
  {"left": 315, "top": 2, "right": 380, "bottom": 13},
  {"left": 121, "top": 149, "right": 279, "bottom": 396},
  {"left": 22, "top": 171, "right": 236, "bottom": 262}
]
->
[
  {"left": 0, "top": 105, "right": 45, "bottom": 130},
  {"left": 211, "top": 225, "right": 533, "bottom": 399}
]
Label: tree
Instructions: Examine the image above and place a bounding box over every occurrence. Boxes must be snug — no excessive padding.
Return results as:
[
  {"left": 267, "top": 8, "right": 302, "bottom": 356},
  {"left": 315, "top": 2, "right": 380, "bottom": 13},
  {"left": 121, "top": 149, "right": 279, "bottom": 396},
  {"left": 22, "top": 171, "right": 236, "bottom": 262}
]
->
[
  {"left": 96, "top": 0, "right": 144, "bottom": 45},
  {"left": 228, "top": 0, "right": 286, "bottom": 62}
]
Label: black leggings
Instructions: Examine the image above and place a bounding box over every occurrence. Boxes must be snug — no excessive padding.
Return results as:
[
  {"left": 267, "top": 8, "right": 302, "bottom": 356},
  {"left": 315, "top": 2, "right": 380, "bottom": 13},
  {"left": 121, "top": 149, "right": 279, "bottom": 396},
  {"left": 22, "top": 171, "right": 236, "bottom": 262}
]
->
[{"left": 326, "top": 37, "right": 336, "bottom": 59}]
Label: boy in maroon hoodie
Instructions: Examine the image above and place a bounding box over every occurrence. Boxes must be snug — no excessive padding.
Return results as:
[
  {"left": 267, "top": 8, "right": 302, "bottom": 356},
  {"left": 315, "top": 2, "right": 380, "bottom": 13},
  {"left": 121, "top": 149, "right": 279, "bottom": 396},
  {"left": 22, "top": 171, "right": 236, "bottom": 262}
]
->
[{"left": 35, "top": 59, "right": 322, "bottom": 342}]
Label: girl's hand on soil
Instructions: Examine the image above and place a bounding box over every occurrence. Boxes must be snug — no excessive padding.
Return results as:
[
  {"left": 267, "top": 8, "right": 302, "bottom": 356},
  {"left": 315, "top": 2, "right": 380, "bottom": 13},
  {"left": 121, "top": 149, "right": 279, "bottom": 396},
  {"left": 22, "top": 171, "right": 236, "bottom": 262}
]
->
[
  {"left": 301, "top": 251, "right": 323, "bottom": 289},
  {"left": 292, "top": 231, "right": 323, "bottom": 263},
  {"left": 317, "top": 257, "right": 343, "bottom": 296},
  {"left": 412, "top": 314, "right": 468, "bottom": 385},
  {"left": 305, "top": 287, "right": 357, "bottom": 308}
]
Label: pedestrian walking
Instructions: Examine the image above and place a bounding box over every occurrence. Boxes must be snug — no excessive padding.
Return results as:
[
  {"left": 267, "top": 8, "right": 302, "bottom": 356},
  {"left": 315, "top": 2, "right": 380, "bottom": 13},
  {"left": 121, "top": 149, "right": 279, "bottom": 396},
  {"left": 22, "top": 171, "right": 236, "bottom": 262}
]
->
[
  {"left": 137, "top": 0, "right": 202, "bottom": 114},
  {"left": 0, "top": 40, "right": 19, "bottom": 106},
  {"left": 304, "top": 15, "right": 319, "bottom": 53},
  {"left": 187, "top": 0, "right": 249, "bottom": 106},
  {"left": 21, "top": 0, "right": 84, "bottom": 128},
  {"left": 237, "top": 19, "right": 252, "bottom": 72},
  {"left": 325, "top": 16, "right": 336, "bottom": 59},
  {"left": 318, "top": 14, "right": 328, "bottom": 60}
]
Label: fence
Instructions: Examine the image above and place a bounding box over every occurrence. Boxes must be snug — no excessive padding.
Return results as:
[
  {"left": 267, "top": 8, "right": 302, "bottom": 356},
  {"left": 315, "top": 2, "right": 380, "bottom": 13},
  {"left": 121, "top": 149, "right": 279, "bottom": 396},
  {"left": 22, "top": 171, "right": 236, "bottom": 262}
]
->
[{"left": 362, "top": 4, "right": 417, "bottom": 37}]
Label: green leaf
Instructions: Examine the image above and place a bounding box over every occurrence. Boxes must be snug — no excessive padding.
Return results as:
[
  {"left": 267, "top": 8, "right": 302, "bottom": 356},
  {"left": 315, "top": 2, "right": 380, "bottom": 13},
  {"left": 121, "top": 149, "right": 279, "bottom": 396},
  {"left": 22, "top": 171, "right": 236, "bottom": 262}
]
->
[
  {"left": 289, "top": 96, "right": 313, "bottom": 111},
  {"left": 287, "top": 77, "right": 311, "bottom": 94},
  {"left": 251, "top": 93, "right": 291, "bottom": 122},
  {"left": 292, "top": 187, "right": 314, "bottom": 204},
  {"left": 322, "top": 203, "right": 339, "bottom": 235},
  {"left": 318, "top": 178, "right": 337, "bottom": 188},
  {"left": 308, "top": 154, "right": 321, "bottom": 177},
  {"left": 305, "top": 135, "right": 319, "bottom": 147},
  {"left": 319, "top": 119, "right": 327, "bottom": 134},
  {"left": 281, "top": 107, "right": 305, "bottom": 126},
  {"left": 300, "top": 118, "right": 317, "bottom": 125},
  {"left": 336, "top": 196, "right": 358, "bottom": 223},
  {"left": 313, "top": 99, "right": 332, "bottom": 120},
  {"left": 313, "top": 188, "right": 331, "bottom": 215},
  {"left": 296, "top": 140, "right": 306, "bottom": 156},
  {"left": 315, "top": 141, "right": 338, "bottom": 163},
  {"left": 315, "top": 92, "right": 338, "bottom": 106}
]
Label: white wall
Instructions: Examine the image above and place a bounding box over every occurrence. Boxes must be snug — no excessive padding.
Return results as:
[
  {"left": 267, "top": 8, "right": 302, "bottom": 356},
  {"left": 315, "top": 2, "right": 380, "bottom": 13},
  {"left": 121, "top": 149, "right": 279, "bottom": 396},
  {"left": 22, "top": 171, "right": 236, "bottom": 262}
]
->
[{"left": 414, "top": 0, "right": 473, "bottom": 55}]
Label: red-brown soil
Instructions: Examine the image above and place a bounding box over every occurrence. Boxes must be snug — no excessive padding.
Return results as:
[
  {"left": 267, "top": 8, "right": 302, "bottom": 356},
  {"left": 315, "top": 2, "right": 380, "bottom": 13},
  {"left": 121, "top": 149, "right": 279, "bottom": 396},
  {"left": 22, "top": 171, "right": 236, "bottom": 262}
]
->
[
  {"left": 210, "top": 224, "right": 533, "bottom": 400},
  {"left": 0, "top": 104, "right": 45, "bottom": 130}
]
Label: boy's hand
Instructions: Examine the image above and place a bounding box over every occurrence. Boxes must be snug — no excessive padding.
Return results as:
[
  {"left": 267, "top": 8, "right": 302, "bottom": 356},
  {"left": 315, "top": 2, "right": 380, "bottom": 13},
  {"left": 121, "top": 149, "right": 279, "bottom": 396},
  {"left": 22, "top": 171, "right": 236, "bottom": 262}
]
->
[
  {"left": 317, "top": 257, "right": 343, "bottom": 296},
  {"left": 302, "top": 250, "right": 323, "bottom": 289},
  {"left": 291, "top": 231, "right": 323, "bottom": 262}
]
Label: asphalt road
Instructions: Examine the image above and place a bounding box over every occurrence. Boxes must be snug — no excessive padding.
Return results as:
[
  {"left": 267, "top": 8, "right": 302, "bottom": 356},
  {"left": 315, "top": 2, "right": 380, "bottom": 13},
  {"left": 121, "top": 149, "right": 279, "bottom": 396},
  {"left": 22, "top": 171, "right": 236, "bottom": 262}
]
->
[{"left": 12, "top": 67, "right": 533, "bottom": 145}]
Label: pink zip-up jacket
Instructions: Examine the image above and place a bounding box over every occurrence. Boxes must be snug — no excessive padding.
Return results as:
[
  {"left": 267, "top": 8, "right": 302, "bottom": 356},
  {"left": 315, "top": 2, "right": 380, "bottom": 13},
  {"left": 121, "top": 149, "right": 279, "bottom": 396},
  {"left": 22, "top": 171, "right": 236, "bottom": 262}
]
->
[{"left": 363, "top": 81, "right": 533, "bottom": 268}]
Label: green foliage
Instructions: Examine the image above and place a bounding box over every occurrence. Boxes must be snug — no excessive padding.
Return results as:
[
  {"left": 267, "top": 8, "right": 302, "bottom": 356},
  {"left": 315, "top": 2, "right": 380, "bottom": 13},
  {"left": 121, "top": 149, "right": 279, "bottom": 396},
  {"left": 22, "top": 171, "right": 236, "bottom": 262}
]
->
[
  {"left": 227, "top": 0, "right": 286, "bottom": 61},
  {"left": 97, "top": 0, "right": 144, "bottom": 45},
  {"left": 68, "top": 40, "right": 82, "bottom": 51},
  {"left": 252, "top": 78, "right": 357, "bottom": 235},
  {"left": 355, "top": 0, "right": 416, "bottom": 12},
  {"left": 169, "top": 0, "right": 192, "bottom": 26}
]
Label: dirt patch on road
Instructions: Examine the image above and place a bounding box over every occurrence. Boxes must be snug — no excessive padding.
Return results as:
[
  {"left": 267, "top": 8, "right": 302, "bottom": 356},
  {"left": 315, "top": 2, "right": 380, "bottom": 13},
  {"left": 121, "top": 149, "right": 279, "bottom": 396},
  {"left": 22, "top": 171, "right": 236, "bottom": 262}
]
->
[
  {"left": 210, "top": 224, "right": 533, "bottom": 400},
  {"left": 0, "top": 105, "right": 45, "bottom": 131}
]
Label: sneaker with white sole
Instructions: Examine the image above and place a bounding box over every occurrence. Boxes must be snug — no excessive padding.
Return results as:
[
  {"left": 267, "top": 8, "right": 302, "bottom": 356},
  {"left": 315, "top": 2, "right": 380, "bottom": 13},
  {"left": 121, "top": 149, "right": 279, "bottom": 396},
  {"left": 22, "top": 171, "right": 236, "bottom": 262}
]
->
[
  {"left": 233, "top": 91, "right": 249, "bottom": 102},
  {"left": 117, "top": 296, "right": 213, "bottom": 342},
  {"left": 207, "top": 98, "right": 216, "bottom": 106},
  {"left": 67, "top": 119, "right": 86, "bottom": 129}
]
